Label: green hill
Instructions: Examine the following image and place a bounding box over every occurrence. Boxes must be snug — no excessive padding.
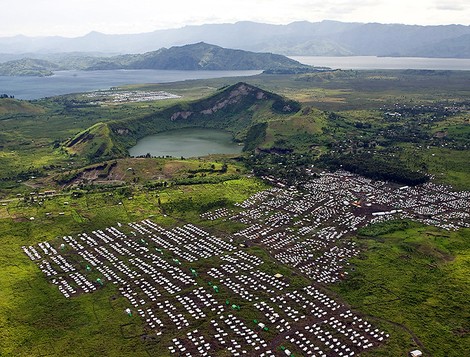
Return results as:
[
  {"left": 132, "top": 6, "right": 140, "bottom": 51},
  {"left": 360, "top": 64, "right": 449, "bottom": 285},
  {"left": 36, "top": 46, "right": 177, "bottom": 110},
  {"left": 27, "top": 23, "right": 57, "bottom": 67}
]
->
[
  {"left": 64, "top": 122, "right": 126, "bottom": 161},
  {"left": 120, "top": 42, "right": 311, "bottom": 71},
  {"left": 66, "top": 82, "right": 300, "bottom": 161},
  {"left": 79, "top": 42, "right": 315, "bottom": 72},
  {"left": 0, "top": 97, "right": 45, "bottom": 114},
  {"left": 0, "top": 43, "right": 315, "bottom": 76},
  {"left": 0, "top": 58, "right": 58, "bottom": 76}
]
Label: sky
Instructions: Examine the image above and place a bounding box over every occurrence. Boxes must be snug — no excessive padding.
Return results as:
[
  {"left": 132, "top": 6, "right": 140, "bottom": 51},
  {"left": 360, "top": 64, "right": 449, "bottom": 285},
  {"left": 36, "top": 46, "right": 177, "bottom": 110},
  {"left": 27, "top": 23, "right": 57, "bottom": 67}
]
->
[{"left": 0, "top": 0, "right": 469, "bottom": 37}]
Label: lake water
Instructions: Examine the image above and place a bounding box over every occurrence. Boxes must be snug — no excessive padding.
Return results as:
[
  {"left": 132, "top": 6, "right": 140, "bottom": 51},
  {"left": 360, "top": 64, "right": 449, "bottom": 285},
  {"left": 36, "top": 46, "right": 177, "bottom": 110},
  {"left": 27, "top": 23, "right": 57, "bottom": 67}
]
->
[
  {"left": 129, "top": 128, "right": 243, "bottom": 158},
  {"left": 290, "top": 56, "right": 470, "bottom": 70},
  {"left": 0, "top": 69, "right": 262, "bottom": 100},
  {"left": 2, "top": 57, "right": 469, "bottom": 100}
]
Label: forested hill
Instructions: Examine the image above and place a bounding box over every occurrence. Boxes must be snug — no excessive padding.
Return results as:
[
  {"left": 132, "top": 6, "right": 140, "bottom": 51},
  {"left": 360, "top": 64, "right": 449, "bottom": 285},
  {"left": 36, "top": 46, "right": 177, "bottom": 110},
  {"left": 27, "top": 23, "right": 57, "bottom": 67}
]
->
[
  {"left": 0, "top": 58, "right": 58, "bottom": 76},
  {"left": 89, "top": 42, "right": 312, "bottom": 71},
  {"left": 0, "top": 43, "right": 314, "bottom": 76}
]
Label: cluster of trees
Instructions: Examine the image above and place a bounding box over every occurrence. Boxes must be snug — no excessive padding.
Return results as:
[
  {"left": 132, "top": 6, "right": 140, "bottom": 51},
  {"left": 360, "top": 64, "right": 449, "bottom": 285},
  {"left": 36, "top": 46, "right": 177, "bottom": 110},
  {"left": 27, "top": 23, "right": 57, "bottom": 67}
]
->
[
  {"left": 188, "top": 163, "right": 228, "bottom": 174},
  {"left": 173, "top": 174, "right": 239, "bottom": 186},
  {"left": 0, "top": 168, "right": 43, "bottom": 182},
  {"left": 243, "top": 123, "right": 267, "bottom": 151},
  {"left": 244, "top": 152, "right": 315, "bottom": 186},
  {"left": 144, "top": 181, "right": 169, "bottom": 190},
  {"left": 271, "top": 97, "right": 301, "bottom": 114},
  {"left": 0, "top": 94, "right": 14, "bottom": 99},
  {"left": 318, "top": 153, "right": 429, "bottom": 185}
]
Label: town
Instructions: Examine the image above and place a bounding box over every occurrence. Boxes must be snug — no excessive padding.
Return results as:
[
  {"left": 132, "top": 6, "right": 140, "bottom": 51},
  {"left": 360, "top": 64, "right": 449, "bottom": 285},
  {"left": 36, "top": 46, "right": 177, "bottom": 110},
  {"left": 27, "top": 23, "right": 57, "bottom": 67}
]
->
[{"left": 84, "top": 90, "right": 181, "bottom": 104}]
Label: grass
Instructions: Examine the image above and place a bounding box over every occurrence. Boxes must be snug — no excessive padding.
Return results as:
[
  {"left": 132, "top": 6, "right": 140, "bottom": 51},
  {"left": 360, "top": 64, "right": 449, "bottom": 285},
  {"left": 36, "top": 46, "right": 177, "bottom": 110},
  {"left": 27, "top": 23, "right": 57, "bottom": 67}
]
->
[
  {"left": 332, "top": 222, "right": 470, "bottom": 356},
  {"left": 0, "top": 98, "right": 45, "bottom": 115},
  {"left": 160, "top": 177, "right": 268, "bottom": 221},
  {"left": 0, "top": 176, "right": 268, "bottom": 356},
  {"left": 398, "top": 145, "right": 470, "bottom": 190},
  {"left": 0, "top": 216, "right": 149, "bottom": 356}
]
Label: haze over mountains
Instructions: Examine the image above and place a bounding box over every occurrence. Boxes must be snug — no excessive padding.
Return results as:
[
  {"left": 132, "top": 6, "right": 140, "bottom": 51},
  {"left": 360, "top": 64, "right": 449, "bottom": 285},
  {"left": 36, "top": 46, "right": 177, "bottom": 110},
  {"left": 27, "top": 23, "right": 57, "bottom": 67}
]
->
[{"left": 1, "top": 20, "right": 470, "bottom": 59}]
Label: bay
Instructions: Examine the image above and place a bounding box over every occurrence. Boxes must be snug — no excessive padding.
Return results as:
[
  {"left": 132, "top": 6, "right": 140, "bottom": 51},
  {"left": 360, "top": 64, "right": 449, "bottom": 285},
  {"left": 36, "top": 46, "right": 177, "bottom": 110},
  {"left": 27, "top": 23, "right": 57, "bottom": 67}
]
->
[
  {"left": 0, "top": 69, "right": 262, "bottom": 100},
  {"left": 290, "top": 56, "right": 470, "bottom": 70},
  {"left": 129, "top": 128, "right": 243, "bottom": 158}
]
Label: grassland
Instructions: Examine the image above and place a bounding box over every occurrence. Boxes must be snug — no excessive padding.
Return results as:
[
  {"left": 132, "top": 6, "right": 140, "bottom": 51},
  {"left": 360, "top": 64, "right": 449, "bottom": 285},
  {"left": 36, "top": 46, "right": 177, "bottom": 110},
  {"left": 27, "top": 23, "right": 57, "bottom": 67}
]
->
[
  {"left": 332, "top": 222, "right": 470, "bottom": 356},
  {"left": 0, "top": 176, "right": 268, "bottom": 356}
]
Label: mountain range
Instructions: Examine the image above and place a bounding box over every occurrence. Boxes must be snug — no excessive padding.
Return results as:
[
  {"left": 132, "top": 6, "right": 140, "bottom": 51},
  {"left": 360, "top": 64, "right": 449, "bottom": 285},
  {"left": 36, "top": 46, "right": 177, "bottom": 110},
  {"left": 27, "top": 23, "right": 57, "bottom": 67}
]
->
[{"left": 1, "top": 20, "right": 470, "bottom": 58}]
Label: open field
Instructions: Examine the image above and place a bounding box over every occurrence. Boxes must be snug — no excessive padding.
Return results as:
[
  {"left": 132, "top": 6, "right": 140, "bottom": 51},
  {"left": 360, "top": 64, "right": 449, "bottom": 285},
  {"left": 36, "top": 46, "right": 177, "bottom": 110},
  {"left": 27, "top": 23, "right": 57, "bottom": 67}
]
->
[{"left": 333, "top": 223, "right": 470, "bottom": 356}]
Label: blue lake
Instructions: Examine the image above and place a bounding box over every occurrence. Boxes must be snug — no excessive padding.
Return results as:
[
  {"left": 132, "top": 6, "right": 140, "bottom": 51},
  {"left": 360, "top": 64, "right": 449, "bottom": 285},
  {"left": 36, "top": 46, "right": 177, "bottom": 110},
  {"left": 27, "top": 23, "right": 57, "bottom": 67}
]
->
[{"left": 0, "top": 69, "right": 262, "bottom": 100}]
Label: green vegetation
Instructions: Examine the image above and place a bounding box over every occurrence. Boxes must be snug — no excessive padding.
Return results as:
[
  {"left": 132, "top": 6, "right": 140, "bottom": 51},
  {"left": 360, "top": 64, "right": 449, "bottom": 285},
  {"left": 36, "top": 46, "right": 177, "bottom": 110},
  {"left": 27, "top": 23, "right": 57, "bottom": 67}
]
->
[
  {"left": 0, "top": 176, "right": 267, "bottom": 356},
  {"left": 0, "top": 58, "right": 57, "bottom": 76},
  {"left": 1, "top": 70, "right": 469, "bottom": 190},
  {"left": 356, "top": 220, "right": 415, "bottom": 237},
  {"left": 243, "top": 122, "right": 268, "bottom": 151},
  {"left": 333, "top": 223, "right": 470, "bottom": 356},
  {"left": 64, "top": 122, "right": 126, "bottom": 161},
  {"left": 318, "top": 152, "right": 429, "bottom": 185},
  {"left": 0, "top": 97, "right": 44, "bottom": 114},
  {"left": 0, "top": 69, "right": 469, "bottom": 356}
]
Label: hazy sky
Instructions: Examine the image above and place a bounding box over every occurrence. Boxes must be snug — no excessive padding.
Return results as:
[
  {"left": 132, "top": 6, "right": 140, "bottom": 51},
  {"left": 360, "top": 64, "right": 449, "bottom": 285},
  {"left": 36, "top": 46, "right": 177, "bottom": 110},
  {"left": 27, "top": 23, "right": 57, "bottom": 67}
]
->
[{"left": 1, "top": 0, "right": 469, "bottom": 37}]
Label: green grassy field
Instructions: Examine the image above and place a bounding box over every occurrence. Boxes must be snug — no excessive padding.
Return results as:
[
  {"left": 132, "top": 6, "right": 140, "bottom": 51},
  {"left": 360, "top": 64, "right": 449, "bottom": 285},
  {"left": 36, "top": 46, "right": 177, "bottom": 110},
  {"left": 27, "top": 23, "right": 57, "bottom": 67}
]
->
[{"left": 332, "top": 222, "right": 470, "bottom": 356}]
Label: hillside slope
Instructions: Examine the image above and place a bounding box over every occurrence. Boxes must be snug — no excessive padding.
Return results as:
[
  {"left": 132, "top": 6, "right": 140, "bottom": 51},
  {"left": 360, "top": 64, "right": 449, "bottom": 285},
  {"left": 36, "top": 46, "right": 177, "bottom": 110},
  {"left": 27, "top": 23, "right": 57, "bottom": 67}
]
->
[
  {"left": 110, "top": 82, "right": 299, "bottom": 144},
  {"left": 0, "top": 98, "right": 45, "bottom": 115},
  {"left": 0, "top": 58, "right": 58, "bottom": 76},
  {"left": 64, "top": 122, "right": 126, "bottom": 161},
  {"left": 91, "top": 42, "right": 312, "bottom": 71},
  {"left": 66, "top": 82, "right": 301, "bottom": 161}
]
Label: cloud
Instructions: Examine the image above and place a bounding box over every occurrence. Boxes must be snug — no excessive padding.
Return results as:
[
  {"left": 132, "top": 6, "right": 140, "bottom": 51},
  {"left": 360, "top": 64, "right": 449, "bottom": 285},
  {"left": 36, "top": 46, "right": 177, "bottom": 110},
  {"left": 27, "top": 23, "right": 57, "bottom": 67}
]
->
[
  {"left": 0, "top": 0, "right": 468, "bottom": 37},
  {"left": 432, "top": 0, "right": 468, "bottom": 11}
]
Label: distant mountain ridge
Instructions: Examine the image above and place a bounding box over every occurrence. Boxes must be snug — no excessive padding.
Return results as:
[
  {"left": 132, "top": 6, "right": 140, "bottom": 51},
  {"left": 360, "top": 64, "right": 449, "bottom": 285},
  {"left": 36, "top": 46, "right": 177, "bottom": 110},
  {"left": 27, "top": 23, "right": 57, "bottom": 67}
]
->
[
  {"left": 0, "top": 43, "right": 313, "bottom": 76},
  {"left": 87, "top": 42, "right": 311, "bottom": 71},
  {"left": 1, "top": 20, "right": 470, "bottom": 58}
]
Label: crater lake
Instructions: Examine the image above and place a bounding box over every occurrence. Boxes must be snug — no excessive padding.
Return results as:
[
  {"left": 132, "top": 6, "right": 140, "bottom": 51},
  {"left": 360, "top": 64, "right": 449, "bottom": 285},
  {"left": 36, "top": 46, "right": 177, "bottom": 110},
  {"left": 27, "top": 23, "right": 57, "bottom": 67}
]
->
[{"left": 129, "top": 128, "right": 243, "bottom": 158}]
